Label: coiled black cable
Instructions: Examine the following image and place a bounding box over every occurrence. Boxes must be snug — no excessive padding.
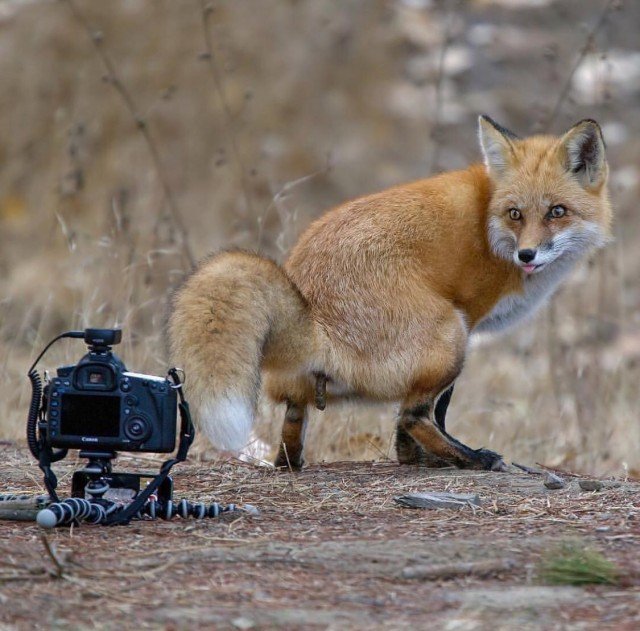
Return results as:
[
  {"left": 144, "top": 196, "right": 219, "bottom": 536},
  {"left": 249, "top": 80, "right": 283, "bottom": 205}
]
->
[
  {"left": 26, "top": 369, "right": 43, "bottom": 460},
  {"left": 27, "top": 369, "right": 67, "bottom": 464}
]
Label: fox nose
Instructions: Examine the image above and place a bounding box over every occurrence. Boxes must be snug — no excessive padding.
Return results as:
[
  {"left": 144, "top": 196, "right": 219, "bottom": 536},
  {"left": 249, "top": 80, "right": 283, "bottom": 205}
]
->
[{"left": 518, "top": 248, "right": 537, "bottom": 263}]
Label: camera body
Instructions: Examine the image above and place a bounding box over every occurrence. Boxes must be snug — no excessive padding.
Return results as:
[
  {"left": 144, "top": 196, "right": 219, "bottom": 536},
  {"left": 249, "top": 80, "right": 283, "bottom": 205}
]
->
[{"left": 44, "top": 329, "right": 177, "bottom": 453}]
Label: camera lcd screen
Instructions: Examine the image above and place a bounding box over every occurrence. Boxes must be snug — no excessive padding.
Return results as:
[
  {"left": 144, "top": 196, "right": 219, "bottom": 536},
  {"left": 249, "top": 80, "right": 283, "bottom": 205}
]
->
[{"left": 60, "top": 394, "right": 120, "bottom": 437}]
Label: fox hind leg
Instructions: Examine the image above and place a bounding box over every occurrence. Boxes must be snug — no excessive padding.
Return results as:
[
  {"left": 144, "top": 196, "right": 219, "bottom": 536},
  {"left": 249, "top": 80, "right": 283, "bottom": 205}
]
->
[
  {"left": 274, "top": 401, "right": 308, "bottom": 470},
  {"left": 396, "top": 398, "right": 450, "bottom": 466},
  {"left": 398, "top": 394, "right": 504, "bottom": 470},
  {"left": 396, "top": 382, "right": 457, "bottom": 466},
  {"left": 395, "top": 425, "right": 451, "bottom": 466}
]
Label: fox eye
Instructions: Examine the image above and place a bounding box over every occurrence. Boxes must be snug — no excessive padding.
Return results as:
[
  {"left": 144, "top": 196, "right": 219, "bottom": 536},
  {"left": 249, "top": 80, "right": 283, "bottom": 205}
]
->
[
  {"left": 508, "top": 208, "right": 521, "bottom": 221},
  {"left": 549, "top": 205, "right": 566, "bottom": 219}
]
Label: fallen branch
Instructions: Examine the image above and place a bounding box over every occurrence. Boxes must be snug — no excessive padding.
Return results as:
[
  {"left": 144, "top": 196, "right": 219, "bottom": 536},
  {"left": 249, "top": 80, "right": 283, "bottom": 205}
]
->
[{"left": 401, "top": 558, "right": 516, "bottom": 581}]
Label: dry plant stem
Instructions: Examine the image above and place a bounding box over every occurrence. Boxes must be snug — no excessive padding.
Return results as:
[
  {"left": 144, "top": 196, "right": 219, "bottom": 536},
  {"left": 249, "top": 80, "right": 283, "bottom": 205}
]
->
[
  {"left": 200, "top": 0, "right": 255, "bottom": 221},
  {"left": 257, "top": 158, "right": 332, "bottom": 249},
  {"left": 511, "top": 462, "right": 542, "bottom": 475},
  {"left": 62, "top": 0, "right": 195, "bottom": 269},
  {"left": 544, "top": 0, "right": 617, "bottom": 129},
  {"left": 40, "top": 534, "right": 65, "bottom": 578},
  {"left": 546, "top": 301, "right": 564, "bottom": 417},
  {"left": 281, "top": 442, "right": 294, "bottom": 473}
]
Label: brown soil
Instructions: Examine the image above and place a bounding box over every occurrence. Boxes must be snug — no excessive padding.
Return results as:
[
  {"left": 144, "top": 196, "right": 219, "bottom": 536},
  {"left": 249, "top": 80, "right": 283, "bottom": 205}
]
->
[{"left": 0, "top": 445, "right": 639, "bottom": 630}]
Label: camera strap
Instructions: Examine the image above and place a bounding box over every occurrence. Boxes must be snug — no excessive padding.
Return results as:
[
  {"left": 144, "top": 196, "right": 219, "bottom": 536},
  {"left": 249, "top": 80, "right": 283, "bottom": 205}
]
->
[{"left": 103, "top": 368, "right": 195, "bottom": 526}]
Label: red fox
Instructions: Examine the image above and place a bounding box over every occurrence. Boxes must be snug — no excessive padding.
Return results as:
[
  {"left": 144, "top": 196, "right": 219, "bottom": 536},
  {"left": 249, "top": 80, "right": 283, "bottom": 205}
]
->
[{"left": 169, "top": 116, "right": 611, "bottom": 471}]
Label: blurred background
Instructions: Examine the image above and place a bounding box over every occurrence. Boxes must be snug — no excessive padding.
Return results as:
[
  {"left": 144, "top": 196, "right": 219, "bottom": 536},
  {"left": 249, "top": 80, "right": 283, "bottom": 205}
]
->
[{"left": 0, "top": 0, "right": 638, "bottom": 475}]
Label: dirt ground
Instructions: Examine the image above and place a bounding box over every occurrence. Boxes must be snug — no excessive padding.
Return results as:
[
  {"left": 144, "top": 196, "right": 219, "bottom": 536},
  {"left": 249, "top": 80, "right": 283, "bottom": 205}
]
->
[{"left": 0, "top": 445, "right": 639, "bottom": 630}]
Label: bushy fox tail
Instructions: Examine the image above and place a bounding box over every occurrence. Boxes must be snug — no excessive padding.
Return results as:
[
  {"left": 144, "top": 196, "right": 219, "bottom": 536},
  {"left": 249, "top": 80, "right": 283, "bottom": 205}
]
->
[{"left": 168, "top": 250, "right": 314, "bottom": 452}]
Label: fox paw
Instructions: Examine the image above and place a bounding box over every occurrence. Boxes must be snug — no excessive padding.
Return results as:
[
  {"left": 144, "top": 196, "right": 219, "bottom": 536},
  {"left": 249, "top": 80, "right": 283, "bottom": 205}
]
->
[{"left": 472, "top": 448, "right": 506, "bottom": 471}]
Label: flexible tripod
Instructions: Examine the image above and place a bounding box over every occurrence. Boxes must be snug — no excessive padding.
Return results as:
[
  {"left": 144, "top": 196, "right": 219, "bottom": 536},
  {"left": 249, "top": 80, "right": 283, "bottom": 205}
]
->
[{"left": 36, "top": 450, "right": 253, "bottom": 528}]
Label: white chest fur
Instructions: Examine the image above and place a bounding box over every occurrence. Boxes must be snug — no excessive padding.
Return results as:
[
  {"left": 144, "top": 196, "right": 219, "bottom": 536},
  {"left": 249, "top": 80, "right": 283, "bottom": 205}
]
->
[{"left": 474, "top": 259, "right": 576, "bottom": 334}]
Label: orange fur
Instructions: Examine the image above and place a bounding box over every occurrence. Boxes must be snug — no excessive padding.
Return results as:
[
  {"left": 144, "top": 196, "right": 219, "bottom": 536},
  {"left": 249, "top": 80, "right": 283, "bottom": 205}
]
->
[{"left": 169, "top": 116, "right": 612, "bottom": 470}]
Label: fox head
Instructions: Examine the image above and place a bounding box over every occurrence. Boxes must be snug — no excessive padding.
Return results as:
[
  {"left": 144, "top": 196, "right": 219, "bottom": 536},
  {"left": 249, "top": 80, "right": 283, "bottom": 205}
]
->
[{"left": 478, "top": 115, "right": 612, "bottom": 275}]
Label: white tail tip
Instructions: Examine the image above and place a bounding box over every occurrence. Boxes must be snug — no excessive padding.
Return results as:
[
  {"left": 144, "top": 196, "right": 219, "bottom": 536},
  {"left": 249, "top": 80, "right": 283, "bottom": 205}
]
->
[{"left": 199, "top": 395, "right": 254, "bottom": 452}]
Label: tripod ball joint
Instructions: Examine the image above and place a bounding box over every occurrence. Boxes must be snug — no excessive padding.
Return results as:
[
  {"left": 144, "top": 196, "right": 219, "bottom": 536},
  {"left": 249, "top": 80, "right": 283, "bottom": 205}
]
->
[{"left": 36, "top": 498, "right": 108, "bottom": 528}]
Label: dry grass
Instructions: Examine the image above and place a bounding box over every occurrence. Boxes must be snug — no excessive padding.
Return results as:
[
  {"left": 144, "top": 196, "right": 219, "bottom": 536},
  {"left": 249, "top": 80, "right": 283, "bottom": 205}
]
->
[
  {"left": 539, "top": 541, "right": 620, "bottom": 586},
  {"left": 1, "top": 0, "right": 639, "bottom": 475}
]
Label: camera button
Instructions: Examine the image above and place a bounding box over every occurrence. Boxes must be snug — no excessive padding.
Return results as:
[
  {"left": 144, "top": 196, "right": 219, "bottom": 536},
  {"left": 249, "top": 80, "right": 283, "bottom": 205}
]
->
[
  {"left": 124, "top": 408, "right": 131, "bottom": 415},
  {"left": 51, "top": 391, "right": 58, "bottom": 397},
  {"left": 124, "top": 416, "right": 151, "bottom": 442},
  {"left": 63, "top": 380, "right": 70, "bottom": 387},
  {"left": 125, "top": 395, "right": 138, "bottom": 406},
  {"left": 120, "top": 379, "right": 131, "bottom": 392},
  {"left": 50, "top": 400, "right": 59, "bottom": 407},
  {"left": 50, "top": 410, "right": 58, "bottom": 418}
]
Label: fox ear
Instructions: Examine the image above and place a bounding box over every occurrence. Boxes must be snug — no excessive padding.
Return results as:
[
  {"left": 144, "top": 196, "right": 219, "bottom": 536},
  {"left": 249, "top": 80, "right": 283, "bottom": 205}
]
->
[
  {"left": 477, "top": 115, "right": 519, "bottom": 177},
  {"left": 559, "top": 119, "right": 607, "bottom": 190}
]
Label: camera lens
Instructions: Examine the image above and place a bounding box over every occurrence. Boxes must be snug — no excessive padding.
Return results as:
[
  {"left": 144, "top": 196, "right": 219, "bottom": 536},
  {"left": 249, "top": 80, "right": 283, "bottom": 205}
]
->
[{"left": 124, "top": 416, "right": 151, "bottom": 442}]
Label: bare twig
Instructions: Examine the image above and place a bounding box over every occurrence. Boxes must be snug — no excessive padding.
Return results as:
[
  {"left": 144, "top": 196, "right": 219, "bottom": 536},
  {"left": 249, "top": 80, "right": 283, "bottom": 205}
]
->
[
  {"left": 63, "top": 0, "right": 195, "bottom": 269},
  {"left": 366, "top": 438, "right": 391, "bottom": 462},
  {"left": 40, "top": 534, "right": 65, "bottom": 578},
  {"left": 199, "top": 0, "right": 255, "bottom": 222},
  {"left": 543, "top": 0, "right": 618, "bottom": 129},
  {"left": 428, "top": 0, "right": 460, "bottom": 174},
  {"left": 512, "top": 462, "right": 543, "bottom": 475},
  {"left": 257, "top": 156, "right": 332, "bottom": 249},
  {"left": 535, "top": 463, "right": 582, "bottom": 478},
  {"left": 281, "top": 442, "right": 293, "bottom": 474}
]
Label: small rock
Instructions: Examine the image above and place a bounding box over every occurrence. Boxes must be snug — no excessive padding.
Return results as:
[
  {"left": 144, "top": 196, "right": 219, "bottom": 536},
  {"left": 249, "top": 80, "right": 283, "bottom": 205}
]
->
[
  {"left": 579, "top": 479, "right": 603, "bottom": 492},
  {"left": 232, "top": 617, "right": 255, "bottom": 630},
  {"left": 543, "top": 473, "right": 565, "bottom": 490}
]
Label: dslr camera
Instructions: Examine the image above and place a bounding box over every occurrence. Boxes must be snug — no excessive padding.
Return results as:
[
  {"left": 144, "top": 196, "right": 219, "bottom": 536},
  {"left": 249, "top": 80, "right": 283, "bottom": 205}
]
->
[{"left": 43, "top": 328, "right": 177, "bottom": 453}]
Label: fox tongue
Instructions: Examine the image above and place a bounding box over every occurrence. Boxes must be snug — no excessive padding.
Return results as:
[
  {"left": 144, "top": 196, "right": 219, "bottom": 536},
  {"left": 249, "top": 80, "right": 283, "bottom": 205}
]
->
[{"left": 523, "top": 264, "right": 537, "bottom": 273}]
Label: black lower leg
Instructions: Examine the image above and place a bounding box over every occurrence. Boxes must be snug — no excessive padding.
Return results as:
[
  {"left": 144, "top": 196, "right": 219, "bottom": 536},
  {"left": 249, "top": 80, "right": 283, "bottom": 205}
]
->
[{"left": 434, "top": 383, "right": 454, "bottom": 431}]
